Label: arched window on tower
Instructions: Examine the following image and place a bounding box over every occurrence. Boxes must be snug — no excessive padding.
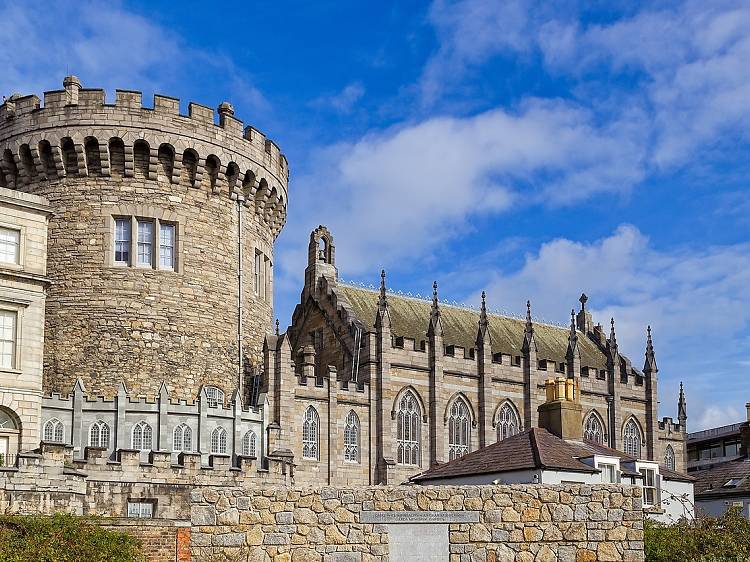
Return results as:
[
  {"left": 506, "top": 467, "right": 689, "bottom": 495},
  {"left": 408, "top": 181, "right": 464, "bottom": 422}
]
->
[
  {"left": 664, "top": 445, "right": 676, "bottom": 471},
  {"left": 496, "top": 402, "right": 520, "bottom": 442},
  {"left": 343, "top": 410, "right": 360, "bottom": 463},
  {"left": 173, "top": 424, "right": 192, "bottom": 453},
  {"left": 43, "top": 418, "right": 64, "bottom": 443},
  {"left": 583, "top": 412, "right": 605, "bottom": 444},
  {"left": 211, "top": 427, "right": 227, "bottom": 454},
  {"left": 396, "top": 390, "right": 421, "bottom": 466},
  {"left": 131, "top": 421, "right": 153, "bottom": 451},
  {"left": 38, "top": 140, "right": 56, "bottom": 181},
  {"left": 133, "top": 140, "right": 150, "bottom": 178},
  {"left": 242, "top": 430, "right": 257, "bottom": 457},
  {"left": 108, "top": 138, "right": 125, "bottom": 178},
  {"left": 302, "top": 406, "right": 320, "bottom": 460},
  {"left": 88, "top": 420, "right": 110, "bottom": 448},
  {"left": 60, "top": 138, "right": 78, "bottom": 176},
  {"left": 448, "top": 397, "right": 471, "bottom": 460},
  {"left": 623, "top": 419, "right": 642, "bottom": 459},
  {"left": 84, "top": 137, "right": 101, "bottom": 175},
  {"left": 157, "top": 144, "right": 175, "bottom": 183}
]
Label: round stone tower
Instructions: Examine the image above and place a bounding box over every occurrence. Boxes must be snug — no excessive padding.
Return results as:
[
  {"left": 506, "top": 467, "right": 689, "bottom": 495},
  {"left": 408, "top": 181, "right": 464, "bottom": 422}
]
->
[{"left": 0, "top": 77, "right": 288, "bottom": 401}]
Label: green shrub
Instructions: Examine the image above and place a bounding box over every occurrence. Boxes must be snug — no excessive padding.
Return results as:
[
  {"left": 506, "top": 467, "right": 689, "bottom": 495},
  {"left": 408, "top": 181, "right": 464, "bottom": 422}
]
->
[
  {"left": 0, "top": 513, "right": 144, "bottom": 562},
  {"left": 646, "top": 507, "right": 750, "bottom": 562}
]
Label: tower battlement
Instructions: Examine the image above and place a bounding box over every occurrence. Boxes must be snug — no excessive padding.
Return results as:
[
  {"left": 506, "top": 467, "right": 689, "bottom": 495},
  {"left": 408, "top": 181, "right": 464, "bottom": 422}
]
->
[{"left": 0, "top": 77, "right": 287, "bottom": 237}]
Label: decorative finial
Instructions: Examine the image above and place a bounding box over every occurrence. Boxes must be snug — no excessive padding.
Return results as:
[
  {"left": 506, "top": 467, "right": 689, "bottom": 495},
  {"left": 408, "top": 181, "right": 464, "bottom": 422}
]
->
[
  {"left": 275, "top": 318, "right": 280, "bottom": 336},
  {"left": 609, "top": 317, "right": 618, "bottom": 349},
  {"left": 678, "top": 381, "right": 687, "bottom": 424},
  {"left": 570, "top": 309, "right": 576, "bottom": 333},
  {"left": 579, "top": 293, "right": 588, "bottom": 309},
  {"left": 378, "top": 269, "right": 388, "bottom": 310},
  {"left": 481, "top": 291, "right": 486, "bottom": 310},
  {"left": 432, "top": 281, "right": 439, "bottom": 308}
]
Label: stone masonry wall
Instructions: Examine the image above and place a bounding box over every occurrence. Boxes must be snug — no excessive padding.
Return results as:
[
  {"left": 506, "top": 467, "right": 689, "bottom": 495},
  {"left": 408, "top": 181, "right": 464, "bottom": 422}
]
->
[{"left": 190, "top": 484, "right": 645, "bottom": 562}]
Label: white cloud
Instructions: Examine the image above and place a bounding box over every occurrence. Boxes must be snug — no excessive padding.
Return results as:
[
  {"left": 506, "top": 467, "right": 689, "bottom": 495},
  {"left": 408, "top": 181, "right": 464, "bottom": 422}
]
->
[
  {"left": 478, "top": 225, "right": 750, "bottom": 429},
  {"left": 312, "top": 83, "right": 366, "bottom": 114},
  {"left": 281, "top": 99, "right": 646, "bottom": 277}
]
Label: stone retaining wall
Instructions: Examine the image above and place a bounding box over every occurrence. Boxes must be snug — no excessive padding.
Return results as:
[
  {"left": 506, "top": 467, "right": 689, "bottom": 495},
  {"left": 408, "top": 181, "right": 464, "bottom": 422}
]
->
[{"left": 190, "top": 484, "right": 645, "bottom": 562}]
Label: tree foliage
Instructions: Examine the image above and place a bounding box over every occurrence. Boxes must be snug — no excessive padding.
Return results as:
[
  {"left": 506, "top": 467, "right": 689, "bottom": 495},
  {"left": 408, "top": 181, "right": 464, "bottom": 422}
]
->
[
  {"left": 0, "top": 514, "right": 144, "bottom": 562},
  {"left": 646, "top": 507, "right": 750, "bottom": 562}
]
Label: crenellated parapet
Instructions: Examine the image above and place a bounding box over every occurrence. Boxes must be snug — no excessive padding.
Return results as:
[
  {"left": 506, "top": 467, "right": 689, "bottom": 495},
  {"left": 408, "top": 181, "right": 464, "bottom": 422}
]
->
[{"left": 0, "top": 76, "right": 288, "bottom": 237}]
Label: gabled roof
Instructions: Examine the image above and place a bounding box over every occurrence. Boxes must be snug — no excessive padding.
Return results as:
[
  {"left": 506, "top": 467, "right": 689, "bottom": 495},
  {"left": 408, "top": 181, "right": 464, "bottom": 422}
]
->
[
  {"left": 410, "top": 428, "right": 597, "bottom": 482},
  {"left": 693, "top": 458, "right": 750, "bottom": 498},
  {"left": 338, "top": 285, "right": 607, "bottom": 369},
  {"left": 410, "top": 427, "right": 695, "bottom": 483}
]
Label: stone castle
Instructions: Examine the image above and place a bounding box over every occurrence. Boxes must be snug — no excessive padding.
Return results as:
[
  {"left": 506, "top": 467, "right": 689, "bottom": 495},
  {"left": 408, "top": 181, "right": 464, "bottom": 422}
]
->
[{"left": 0, "top": 77, "right": 686, "bottom": 490}]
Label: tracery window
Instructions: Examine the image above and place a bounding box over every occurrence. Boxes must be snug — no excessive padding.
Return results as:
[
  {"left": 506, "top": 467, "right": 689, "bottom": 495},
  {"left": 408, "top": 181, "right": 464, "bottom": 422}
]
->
[
  {"left": 623, "top": 419, "right": 642, "bottom": 458},
  {"left": 131, "top": 421, "right": 153, "bottom": 451},
  {"left": 89, "top": 420, "right": 110, "bottom": 448},
  {"left": 448, "top": 397, "right": 471, "bottom": 460},
  {"left": 396, "top": 390, "right": 421, "bottom": 466},
  {"left": 302, "top": 406, "right": 320, "bottom": 460},
  {"left": 584, "top": 413, "right": 605, "bottom": 444},
  {"left": 664, "top": 445, "right": 676, "bottom": 471},
  {"left": 496, "top": 402, "right": 520, "bottom": 442},
  {"left": 173, "top": 424, "right": 192, "bottom": 453},
  {"left": 242, "top": 430, "right": 257, "bottom": 457},
  {"left": 43, "top": 418, "right": 64, "bottom": 443},
  {"left": 343, "top": 410, "right": 360, "bottom": 463},
  {"left": 205, "top": 386, "right": 224, "bottom": 408},
  {"left": 211, "top": 427, "right": 227, "bottom": 454}
]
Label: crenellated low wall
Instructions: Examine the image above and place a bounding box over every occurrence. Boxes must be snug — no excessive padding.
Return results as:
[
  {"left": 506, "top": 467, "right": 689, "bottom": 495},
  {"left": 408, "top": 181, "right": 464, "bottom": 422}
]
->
[{"left": 190, "top": 484, "right": 645, "bottom": 562}]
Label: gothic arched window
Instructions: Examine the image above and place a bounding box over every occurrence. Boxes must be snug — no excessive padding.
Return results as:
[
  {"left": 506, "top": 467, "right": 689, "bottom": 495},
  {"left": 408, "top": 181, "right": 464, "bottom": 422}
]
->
[
  {"left": 131, "top": 421, "right": 153, "bottom": 451},
  {"left": 584, "top": 413, "right": 605, "bottom": 444},
  {"left": 448, "top": 397, "right": 471, "bottom": 460},
  {"left": 496, "top": 402, "right": 520, "bottom": 442},
  {"left": 89, "top": 420, "right": 110, "bottom": 448},
  {"left": 43, "top": 418, "right": 64, "bottom": 443},
  {"left": 302, "top": 406, "right": 320, "bottom": 460},
  {"left": 242, "top": 430, "right": 257, "bottom": 457},
  {"left": 344, "top": 410, "right": 360, "bottom": 463},
  {"left": 396, "top": 390, "right": 421, "bottom": 466},
  {"left": 211, "top": 427, "right": 227, "bottom": 454},
  {"left": 173, "top": 424, "right": 192, "bottom": 453},
  {"left": 623, "top": 419, "right": 642, "bottom": 458},
  {"left": 664, "top": 445, "right": 676, "bottom": 471},
  {"left": 204, "top": 386, "right": 224, "bottom": 408}
]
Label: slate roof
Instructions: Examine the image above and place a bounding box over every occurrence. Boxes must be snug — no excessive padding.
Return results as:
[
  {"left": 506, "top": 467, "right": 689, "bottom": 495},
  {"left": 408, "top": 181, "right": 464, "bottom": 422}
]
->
[
  {"left": 693, "top": 458, "right": 750, "bottom": 499},
  {"left": 338, "top": 285, "right": 607, "bottom": 370},
  {"left": 410, "top": 427, "right": 695, "bottom": 483}
]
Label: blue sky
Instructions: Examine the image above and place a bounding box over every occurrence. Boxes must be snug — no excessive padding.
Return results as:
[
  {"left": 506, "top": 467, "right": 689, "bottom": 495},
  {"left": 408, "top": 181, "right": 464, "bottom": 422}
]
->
[{"left": 2, "top": 0, "right": 749, "bottom": 430}]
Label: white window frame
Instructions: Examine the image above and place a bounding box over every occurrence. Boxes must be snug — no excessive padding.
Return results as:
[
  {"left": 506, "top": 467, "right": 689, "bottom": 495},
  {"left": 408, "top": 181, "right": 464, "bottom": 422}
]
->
[
  {"left": 0, "top": 309, "right": 17, "bottom": 370},
  {"left": 114, "top": 217, "right": 131, "bottom": 265},
  {"left": 254, "top": 250, "right": 262, "bottom": 297},
  {"left": 0, "top": 227, "right": 20, "bottom": 265},
  {"left": 43, "top": 418, "right": 64, "bottom": 443},
  {"left": 211, "top": 427, "right": 227, "bottom": 454},
  {"left": 131, "top": 421, "right": 153, "bottom": 451},
  {"left": 88, "top": 420, "right": 110, "bottom": 449},
  {"left": 638, "top": 465, "right": 659, "bottom": 507},
  {"left": 159, "top": 222, "right": 176, "bottom": 269},
  {"left": 448, "top": 398, "right": 471, "bottom": 460},
  {"left": 242, "top": 430, "right": 257, "bottom": 457},
  {"left": 204, "top": 386, "right": 224, "bottom": 408},
  {"left": 343, "top": 410, "right": 360, "bottom": 463},
  {"left": 396, "top": 391, "right": 421, "bottom": 466},
  {"left": 302, "top": 406, "right": 320, "bottom": 461},
  {"left": 136, "top": 219, "right": 154, "bottom": 267},
  {"left": 127, "top": 500, "right": 155, "bottom": 518},
  {"left": 173, "top": 423, "right": 192, "bottom": 453}
]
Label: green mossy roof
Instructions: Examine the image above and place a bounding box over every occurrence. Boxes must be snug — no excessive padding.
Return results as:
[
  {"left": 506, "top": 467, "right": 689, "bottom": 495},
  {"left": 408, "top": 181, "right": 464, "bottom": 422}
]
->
[{"left": 338, "top": 285, "right": 607, "bottom": 370}]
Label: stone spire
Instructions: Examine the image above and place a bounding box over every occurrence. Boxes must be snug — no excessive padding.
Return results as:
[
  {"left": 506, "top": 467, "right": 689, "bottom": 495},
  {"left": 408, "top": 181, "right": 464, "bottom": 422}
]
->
[
  {"left": 375, "top": 269, "right": 391, "bottom": 328},
  {"left": 477, "top": 290, "right": 491, "bottom": 345},
  {"left": 643, "top": 325, "right": 657, "bottom": 374},
  {"left": 428, "top": 281, "right": 442, "bottom": 336},
  {"left": 607, "top": 317, "right": 619, "bottom": 356},
  {"left": 566, "top": 309, "right": 578, "bottom": 356},
  {"left": 523, "top": 300, "right": 536, "bottom": 353},
  {"left": 678, "top": 382, "right": 687, "bottom": 427}
]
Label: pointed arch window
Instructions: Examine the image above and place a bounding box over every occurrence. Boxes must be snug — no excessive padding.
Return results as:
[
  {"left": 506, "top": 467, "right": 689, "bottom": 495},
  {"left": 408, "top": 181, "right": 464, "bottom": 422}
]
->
[
  {"left": 89, "top": 420, "right": 110, "bottom": 448},
  {"left": 623, "top": 419, "right": 642, "bottom": 458},
  {"left": 584, "top": 413, "right": 605, "bottom": 444},
  {"left": 173, "top": 424, "right": 192, "bottom": 453},
  {"left": 131, "top": 421, "right": 153, "bottom": 451},
  {"left": 448, "top": 397, "right": 471, "bottom": 460},
  {"left": 302, "top": 406, "right": 320, "bottom": 460},
  {"left": 496, "top": 402, "right": 520, "bottom": 442},
  {"left": 211, "top": 427, "right": 227, "bottom": 454},
  {"left": 343, "top": 410, "right": 360, "bottom": 463},
  {"left": 43, "top": 418, "right": 64, "bottom": 443},
  {"left": 664, "top": 445, "right": 676, "bottom": 471},
  {"left": 242, "top": 430, "right": 257, "bottom": 457},
  {"left": 396, "top": 390, "right": 421, "bottom": 466}
]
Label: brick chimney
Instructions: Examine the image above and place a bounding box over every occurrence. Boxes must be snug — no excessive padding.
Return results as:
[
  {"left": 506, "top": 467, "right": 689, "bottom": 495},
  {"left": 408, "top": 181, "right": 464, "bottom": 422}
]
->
[
  {"left": 537, "top": 377, "right": 583, "bottom": 441},
  {"left": 740, "top": 402, "right": 750, "bottom": 457}
]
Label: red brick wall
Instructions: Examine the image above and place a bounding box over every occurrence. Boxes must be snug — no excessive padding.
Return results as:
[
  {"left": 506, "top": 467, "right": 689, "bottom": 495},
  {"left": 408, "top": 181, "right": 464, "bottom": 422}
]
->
[{"left": 102, "top": 520, "right": 190, "bottom": 562}]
